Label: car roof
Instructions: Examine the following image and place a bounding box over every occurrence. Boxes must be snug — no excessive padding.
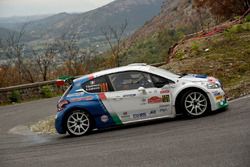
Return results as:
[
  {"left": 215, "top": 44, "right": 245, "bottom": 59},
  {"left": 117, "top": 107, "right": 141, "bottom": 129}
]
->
[
  {"left": 74, "top": 64, "right": 179, "bottom": 84},
  {"left": 93, "top": 64, "right": 151, "bottom": 78},
  {"left": 73, "top": 64, "right": 150, "bottom": 83}
]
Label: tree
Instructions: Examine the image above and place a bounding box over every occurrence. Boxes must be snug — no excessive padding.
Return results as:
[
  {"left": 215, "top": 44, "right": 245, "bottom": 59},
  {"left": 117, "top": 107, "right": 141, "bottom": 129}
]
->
[
  {"left": 193, "top": 0, "right": 250, "bottom": 19},
  {"left": 2, "top": 23, "right": 36, "bottom": 83},
  {"left": 101, "top": 20, "right": 128, "bottom": 67},
  {"left": 33, "top": 42, "right": 57, "bottom": 81},
  {"left": 57, "top": 33, "right": 91, "bottom": 76}
]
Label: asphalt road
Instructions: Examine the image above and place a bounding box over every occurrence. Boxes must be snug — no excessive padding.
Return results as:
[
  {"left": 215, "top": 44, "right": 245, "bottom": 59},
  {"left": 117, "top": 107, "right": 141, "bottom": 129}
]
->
[{"left": 0, "top": 96, "right": 249, "bottom": 167}]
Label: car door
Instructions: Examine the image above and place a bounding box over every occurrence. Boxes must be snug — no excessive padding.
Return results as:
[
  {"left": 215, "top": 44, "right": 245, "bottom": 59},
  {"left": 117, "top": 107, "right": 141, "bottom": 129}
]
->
[{"left": 104, "top": 71, "right": 172, "bottom": 123}]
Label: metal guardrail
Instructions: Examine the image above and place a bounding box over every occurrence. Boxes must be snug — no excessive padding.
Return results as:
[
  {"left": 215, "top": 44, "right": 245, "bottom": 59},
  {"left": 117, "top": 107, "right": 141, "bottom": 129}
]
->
[{"left": 0, "top": 80, "right": 56, "bottom": 93}]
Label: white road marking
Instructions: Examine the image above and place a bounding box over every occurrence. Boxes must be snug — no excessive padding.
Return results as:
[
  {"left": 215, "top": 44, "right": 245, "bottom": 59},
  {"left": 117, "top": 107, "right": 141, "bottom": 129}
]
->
[{"left": 229, "top": 95, "right": 250, "bottom": 103}]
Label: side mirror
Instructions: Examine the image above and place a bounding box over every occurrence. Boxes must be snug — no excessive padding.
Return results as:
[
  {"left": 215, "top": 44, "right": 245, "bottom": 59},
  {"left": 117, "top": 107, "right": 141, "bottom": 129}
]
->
[
  {"left": 138, "top": 87, "right": 146, "bottom": 94},
  {"left": 76, "top": 89, "right": 85, "bottom": 93}
]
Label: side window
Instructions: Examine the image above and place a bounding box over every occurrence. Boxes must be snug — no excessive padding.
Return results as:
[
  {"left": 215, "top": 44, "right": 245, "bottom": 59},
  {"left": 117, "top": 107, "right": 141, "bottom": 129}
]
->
[
  {"left": 109, "top": 71, "right": 154, "bottom": 91},
  {"left": 151, "top": 74, "right": 174, "bottom": 88},
  {"left": 82, "top": 76, "right": 110, "bottom": 93}
]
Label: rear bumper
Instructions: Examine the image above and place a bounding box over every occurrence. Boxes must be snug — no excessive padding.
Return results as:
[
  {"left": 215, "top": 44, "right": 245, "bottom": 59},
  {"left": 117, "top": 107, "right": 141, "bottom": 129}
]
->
[{"left": 55, "top": 111, "right": 67, "bottom": 134}]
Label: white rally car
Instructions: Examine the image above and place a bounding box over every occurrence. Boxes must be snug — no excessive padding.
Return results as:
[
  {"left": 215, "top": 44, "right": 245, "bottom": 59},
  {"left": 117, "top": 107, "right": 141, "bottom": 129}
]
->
[{"left": 55, "top": 63, "right": 228, "bottom": 136}]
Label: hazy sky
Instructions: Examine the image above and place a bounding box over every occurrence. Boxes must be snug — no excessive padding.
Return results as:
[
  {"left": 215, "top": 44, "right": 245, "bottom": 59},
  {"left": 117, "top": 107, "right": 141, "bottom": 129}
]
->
[{"left": 0, "top": 0, "right": 115, "bottom": 17}]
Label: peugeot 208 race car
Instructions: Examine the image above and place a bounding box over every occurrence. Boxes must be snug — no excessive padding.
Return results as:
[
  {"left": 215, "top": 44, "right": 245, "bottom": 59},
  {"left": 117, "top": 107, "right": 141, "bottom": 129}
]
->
[{"left": 55, "top": 64, "right": 228, "bottom": 136}]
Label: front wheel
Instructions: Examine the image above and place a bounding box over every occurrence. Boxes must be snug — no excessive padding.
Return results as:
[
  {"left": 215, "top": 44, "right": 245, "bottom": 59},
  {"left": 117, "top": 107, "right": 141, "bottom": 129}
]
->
[
  {"left": 180, "top": 90, "right": 210, "bottom": 117},
  {"left": 66, "top": 111, "right": 91, "bottom": 136}
]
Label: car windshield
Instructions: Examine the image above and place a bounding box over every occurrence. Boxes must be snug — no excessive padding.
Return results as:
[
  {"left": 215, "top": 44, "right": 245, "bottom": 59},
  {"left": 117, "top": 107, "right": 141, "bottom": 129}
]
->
[{"left": 149, "top": 66, "right": 180, "bottom": 78}]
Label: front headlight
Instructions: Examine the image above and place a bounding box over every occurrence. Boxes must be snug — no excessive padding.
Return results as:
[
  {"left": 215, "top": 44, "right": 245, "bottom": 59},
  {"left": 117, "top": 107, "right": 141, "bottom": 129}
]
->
[{"left": 206, "top": 82, "right": 221, "bottom": 89}]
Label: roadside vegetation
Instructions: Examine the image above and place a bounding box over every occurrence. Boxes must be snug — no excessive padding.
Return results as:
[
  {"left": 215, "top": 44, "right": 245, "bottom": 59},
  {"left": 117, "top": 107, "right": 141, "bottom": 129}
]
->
[{"left": 162, "top": 20, "right": 250, "bottom": 99}]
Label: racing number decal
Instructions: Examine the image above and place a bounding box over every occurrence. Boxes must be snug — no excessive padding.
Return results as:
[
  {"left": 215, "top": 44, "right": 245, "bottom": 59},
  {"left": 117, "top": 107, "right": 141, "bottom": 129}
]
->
[{"left": 162, "top": 95, "right": 170, "bottom": 103}]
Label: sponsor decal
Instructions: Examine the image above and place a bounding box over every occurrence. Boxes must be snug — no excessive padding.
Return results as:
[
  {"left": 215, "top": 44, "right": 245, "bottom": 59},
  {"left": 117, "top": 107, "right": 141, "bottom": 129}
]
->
[
  {"left": 70, "top": 98, "right": 82, "bottom": 102},
  {"left": 215, "top": 95, "right": 223, "bottom": 101},
  {"left": 195, "top": 74, "right": 208, "bottom": 78},
  {"left": 101, "top": 115, "right": 109, "bottom": 123},
  {"left": 123, "top": 94, "right": 136, "bottom": 98},
  {"left": 67, "top": 92, "right": 84, "bottom": 98},
  {"left": 86, "top": 84, "right": 100, "bottom": 91},
  {"left": 169, "top": 83, "right": 176, "bottom": 88},
  {"left": 148, "top": 96, "right": 162, "bottom": 104},
  {"left": 149, "top": 110, "right": 157, "bottom": 115},
  {"left": 212, "top": 91, "right": 221, "bottom": 96},
  {"left": 148, "top": 95, "right": 170, "bottom": 104},
  {"left": 160, "top": 90, "right": 170, "bottom": 94},
  {"left": 141, "top": 98, "right": 147, "bottom": 105},
  {"left": 159, "top": 104, "right": 169, "bottom": 108},
  {"left": 160, "top": 108, "right": 168, "bottom": 112},
  {"left": 162, "top": 95, "right": 170, "bottom": 102},
  {"left": 81, "top": 96, "right": 94, "bottom": 101},
  {"left": 133, "top": 113, "right": 146, "bottom": 119},
  {"left": 70, "top": 96, "right": 94, "bottom": 102},
  {"left": 120, "top": 112, "right": 130, "bottom": 119},
  {"left": 121, "top": 115, "right": 130, "bottom": 119},
  {"left": 86, "top": 82, "right": 109, "bottom": 92}
]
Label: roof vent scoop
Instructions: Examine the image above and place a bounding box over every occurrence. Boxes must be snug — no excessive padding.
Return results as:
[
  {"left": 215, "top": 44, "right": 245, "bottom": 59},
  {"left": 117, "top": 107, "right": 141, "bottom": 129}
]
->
[{"left": 128, "top": 63, "right": 147, "bottom": 66}]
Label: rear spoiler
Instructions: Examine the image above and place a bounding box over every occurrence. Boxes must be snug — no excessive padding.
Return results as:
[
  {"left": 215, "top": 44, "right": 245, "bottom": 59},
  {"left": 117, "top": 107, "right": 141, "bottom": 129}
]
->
[{"left": 56, "top": 76, "right": 76, "bottom": 86}]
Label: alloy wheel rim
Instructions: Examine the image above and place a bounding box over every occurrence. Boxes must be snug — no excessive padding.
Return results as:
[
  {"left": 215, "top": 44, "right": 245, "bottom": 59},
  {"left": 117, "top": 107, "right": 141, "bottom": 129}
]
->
[
  {"left": 67, "top": 112, "right": 90, "bottom": 135},
  {"left": 184, "top": 92, "right": 207, "bottom": 116}
]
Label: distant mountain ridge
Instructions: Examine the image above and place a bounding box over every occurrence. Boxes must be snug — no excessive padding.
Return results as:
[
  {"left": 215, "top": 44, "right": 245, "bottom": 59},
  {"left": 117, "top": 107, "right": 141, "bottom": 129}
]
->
[
  {"left": 0, "top": 14, "right": 52, "bottom": 24},
  {"left": 0, "top": 0, "right": 165, "bottom": 42}
]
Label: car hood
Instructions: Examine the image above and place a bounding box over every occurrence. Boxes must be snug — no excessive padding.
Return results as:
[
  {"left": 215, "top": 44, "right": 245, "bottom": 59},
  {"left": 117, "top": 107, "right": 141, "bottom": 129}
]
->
[{"left": 179, "top": 74, "right": 212, "bottom": 82}]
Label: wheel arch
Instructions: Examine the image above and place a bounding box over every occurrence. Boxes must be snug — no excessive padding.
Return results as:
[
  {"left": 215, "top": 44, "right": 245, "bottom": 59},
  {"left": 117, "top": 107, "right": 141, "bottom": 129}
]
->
[
  {"left": 174, "top": 86, "right": 211, "bottom": 115},
  {"left": 63, "top": 106, "right": 96, "bottom": 130}
]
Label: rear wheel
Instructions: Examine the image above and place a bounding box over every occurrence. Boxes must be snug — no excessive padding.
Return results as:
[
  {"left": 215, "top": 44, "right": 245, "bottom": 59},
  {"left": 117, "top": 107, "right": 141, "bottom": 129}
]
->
[
  {"left": 66, "top": 111, "right": 91, "bottom": 136},
  {"left": 180, "top": 90, "right": 210, "bottom": 117}
]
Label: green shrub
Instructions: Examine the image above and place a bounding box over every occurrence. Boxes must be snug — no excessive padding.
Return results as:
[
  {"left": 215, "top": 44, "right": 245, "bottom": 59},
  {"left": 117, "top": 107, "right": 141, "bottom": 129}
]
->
[
  {"left": 228, "top": 24, "right": 243, "bottom": 33},
  {"left": 245, "top": 15, "right": 250, "bottom": 22},
  {"left": 191, "top": 42, "right": 200, "bottom": 54},
  {"left": 242, "top": 22, "right": 250, "bottom": 31},
  {"left": 227, "top": 23, "right": 250, "bottom": 34},
  {"left": 175, "top": 51, "right": 185, "bottom": 60},
  {"left": 223, "top": 30, "right": 238, "bottom": 41},
  {"left": 9, "top": 90, "right": 21, "bottom": 103},
  {"left": 41, "top": 85, "right": 54, "bottom": 98}
]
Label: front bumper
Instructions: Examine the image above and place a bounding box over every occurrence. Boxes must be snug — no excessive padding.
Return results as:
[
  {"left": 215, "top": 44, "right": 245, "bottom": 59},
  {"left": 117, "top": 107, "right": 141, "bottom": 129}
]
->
[
  {"left": 217, "top": 98, "right": 229, "bottom": 109},
  {"left": 208, "top": 88, "right": 229, "bottom": 111}
]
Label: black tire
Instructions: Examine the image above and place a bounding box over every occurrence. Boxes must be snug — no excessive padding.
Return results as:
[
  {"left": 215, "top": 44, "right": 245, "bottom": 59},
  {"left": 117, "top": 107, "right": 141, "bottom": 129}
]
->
[
  {"left": 180, "top": 90, "right": 210, "bottom": 118},
  {"left": 65, "top": 110, "right": 92, "bottom": 136}
]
